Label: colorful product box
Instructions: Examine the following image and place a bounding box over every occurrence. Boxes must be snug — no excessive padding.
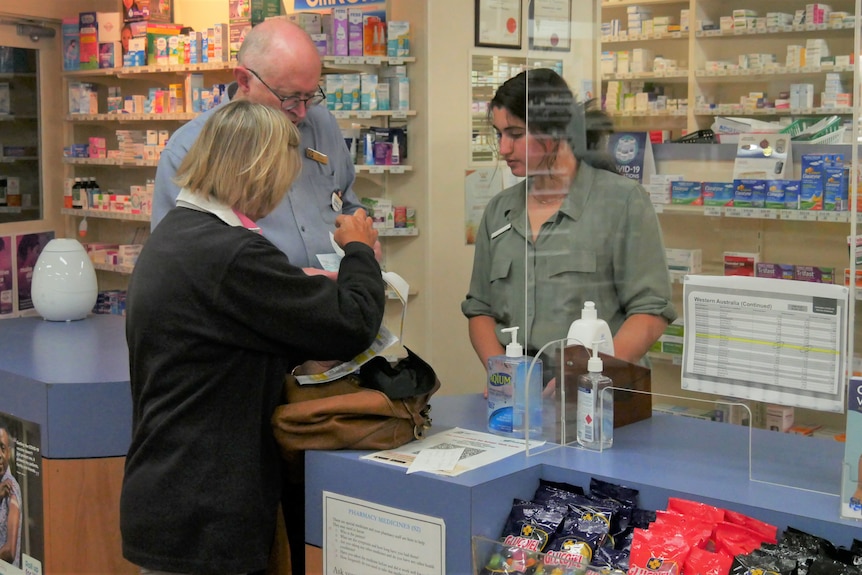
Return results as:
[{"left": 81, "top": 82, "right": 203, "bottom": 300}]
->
[
  {"left": 387, "top": 21, "right": 410, "bottom": 57},
  {"left": 63, "top": 18, "right": 80, "bottom": 71},
  {"left": 824, "top": 166, "right": 848, "bottom": 211},
  {"left": 147, "top": 23, "right": 183, "bottom": 66},
  {"left": 79, "top": 12, "right": 99, "bottom": 70},
  {"left": 724, "top": 251, "right": 758, "bottom": 277},
  {"left": 733, "top": 179, "right": 766, "bottom": 208},
  {"left": 765, "top": 180, "right": 786, "bottom": 209},
  {"left": 794, "top": 265, "right": 834, "bottom": 283},
  {"left": 670, "top": 181, "right": 702, "bottom": 205},
  {"left": 702, "top": 182, "right": 734, "bottom": 206},
  {"left": 800, "top": 154, "right": 825, "bottom": 210},
  {"left": 783, "top": 180, "right": 801, "bottom": 209},
  {"left": 348, "top": 8, "right": 364, "bottom": 56},
  {"left": 229, "top": 20, "right": 252, "bottom": 62},
  {"left": 755, "top": 262, "right": 795, "bottom": 280},
  {"left": 99, "top": 42, "right": 121, "bottom": 68},
  {"left": 332, "top": 7, "right": 349, "bottom": 56},
  {"left": 363, "top": 14, "right": 386, "bottom": 57}
]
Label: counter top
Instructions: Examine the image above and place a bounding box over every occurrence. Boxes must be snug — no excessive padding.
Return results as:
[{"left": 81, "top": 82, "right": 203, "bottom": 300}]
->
[
  {"left": 0, "top": 315, "right": 131, "bottom": 458},
  {"left": 306, "top": 393, "right": 862, "bottom": 573}
]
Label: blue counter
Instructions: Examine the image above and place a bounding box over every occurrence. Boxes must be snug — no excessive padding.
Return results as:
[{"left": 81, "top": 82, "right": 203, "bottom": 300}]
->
[
  {"left": 0, "top": 315, "right": 131, "bottom": 459},
  {"left": 305, "top": 394, "right": 862, "bottom": 574}
]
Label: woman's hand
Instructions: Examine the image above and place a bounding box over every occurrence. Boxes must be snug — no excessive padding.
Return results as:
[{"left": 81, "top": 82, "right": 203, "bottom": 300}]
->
[{"left": 334, "top": 209, "right": 378, "bottom": 250}]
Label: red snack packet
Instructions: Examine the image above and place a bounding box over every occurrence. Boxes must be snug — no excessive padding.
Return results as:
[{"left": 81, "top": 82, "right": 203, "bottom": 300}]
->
[
  {"left": 667, "top": 497, "right": 725, "bottom": 525},
  {"left": 722, "top": 509, "right": 778, "bottom": 544},
  {"left": 712, "top": 521, "right": 768, "bottom": 557},
  {"left": 629, "top": 526, "right": 691, "bottom": 575},
  {"left": 684, "top": 544, "right": 734, "bottom": 575}
]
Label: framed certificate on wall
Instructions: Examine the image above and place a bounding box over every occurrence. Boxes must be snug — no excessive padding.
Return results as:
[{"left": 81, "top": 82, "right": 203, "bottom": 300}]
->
[
  {"left": 529, "top": 0, "right": 572, "bottom": 51},
  {"left": 475, "top": 0, "right": 523, "bottom": 49}
]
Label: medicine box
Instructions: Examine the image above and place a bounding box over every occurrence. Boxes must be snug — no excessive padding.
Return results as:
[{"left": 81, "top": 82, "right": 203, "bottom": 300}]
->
[
  {"left": 347, "top": 8, "right": 363, "bottom": 56},
  {"left": 794, "top": 265, "right": 833, "bottom": 283},
  {"left": 387, "top": 21, "right": 410, "bottom": 57},
  {"left": 724, "top": 252, "right": 758, "bottom": 277},
  {"left": 332, "top": 7, "right": 348, "bottom": 56},
  {"left": 79, "top": 12, "right": 99, "bottom": 70},
  {"left": 800, "top": 154, "right": 825, "bottom": 210},
  {"left": 823, "top": 166, "right": 848, "bottom": 211},
  {"left": 765, "top": 404, "right": 794, "bottom": 432},
  {"left": 702, "top": 182, "right": 734, "bottom": 206},
  {"left": 670, "top": 181, "right": 702, "bottom": 205},
  {"left": 765, "top": 180, "right": 786, "bottom": 209},
  {"left": 783, "top": 180, "right": 801, "bottom": 209},
  {"left": 755, "top": 263, "right": 794, "bottom": 280}
]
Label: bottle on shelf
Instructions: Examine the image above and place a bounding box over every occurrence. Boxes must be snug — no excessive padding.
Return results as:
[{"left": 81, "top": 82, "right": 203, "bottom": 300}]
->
[{"left": 71, "top": 177, "right": 83, "bottom": 209}]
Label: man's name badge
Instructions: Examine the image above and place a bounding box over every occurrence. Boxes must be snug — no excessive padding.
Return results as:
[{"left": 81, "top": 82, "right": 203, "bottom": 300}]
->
[
  {"left": 306, "top": 147, "right": 329, "bottom": 165},
  {"left": 331, "top": 191, "right": 343, "bottom": 212}
]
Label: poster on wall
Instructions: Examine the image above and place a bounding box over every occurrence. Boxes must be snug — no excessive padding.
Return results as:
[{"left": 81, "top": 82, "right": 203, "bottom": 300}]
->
[
  {"left": 606, "top": 132, "right": 655, "bottom": 184},
  {"left": 842, "top": 377, "right": 862, "bottom": 520},
  {"left": 0, "top": 413, "right": 44, "bottom": 575},
  {"left": 14, "top": 232, "right": 53, "bottom": 315},
  {"left": 465, "top": 167, "right": 524, "bottom": 245},
  {"left": 0, "top": 236, "right": 12, "bottom": 318}
]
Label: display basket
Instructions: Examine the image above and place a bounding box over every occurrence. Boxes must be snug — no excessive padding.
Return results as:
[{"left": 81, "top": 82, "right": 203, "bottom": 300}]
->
[
  {"left": 671, "top": 129, "right": 716, "bottom": 144},
  {"left": 786, "top": 115, "right": 843, "bottom": 142},
  {"left": 472, "top": 535, "right": 621, "bottom": 575}
]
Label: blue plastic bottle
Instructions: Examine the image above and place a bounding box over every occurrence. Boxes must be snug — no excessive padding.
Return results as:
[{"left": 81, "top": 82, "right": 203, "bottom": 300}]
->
[{"left": 487, "top": 326, "right": 542, "bottom": 439}]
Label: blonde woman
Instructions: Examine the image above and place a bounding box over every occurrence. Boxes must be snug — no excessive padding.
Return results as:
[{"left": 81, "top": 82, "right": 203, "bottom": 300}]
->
[{"left": 121, "top": 100, "right": 385, "bottom": 575}]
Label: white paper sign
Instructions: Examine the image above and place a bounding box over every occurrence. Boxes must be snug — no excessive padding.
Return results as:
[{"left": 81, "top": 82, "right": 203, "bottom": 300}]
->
[{"left": 323, "top": 492, "right": 445, "bottom": 575}]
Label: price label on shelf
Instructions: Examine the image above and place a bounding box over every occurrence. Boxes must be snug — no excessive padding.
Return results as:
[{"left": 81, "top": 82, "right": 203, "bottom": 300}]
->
[
  {"left": 333, "top": 56, "right": 350, "bottom": 65},
  {"left": 796, "top": 211, "right": 818, "bottom": 222},
  {"left": 365, "top": 57, "right": 382, "bottom": 65},
  {"left": 368, "top": 166, "right": 384, "bottom": 174},
  {"left": 703, "top": 206, "right": 722, "bottom": 217},
  {"left": 818, "top": 211, "right": 847, "bottom": 223},
  {"left": 333, "top": 111, "right": 350, "bottom": 119},
  {"left": 652, "top": 203, "right": 664, "bottom": 214},
  {"left": 672, "top": 32, "right": 682, "bottom": 38},
  {"left": 357, "top": 111, "right": 372, "bottom": 119},
  {"left": 389, "top": 58, "right": 404, "bottom": 65},
  {"left": 348, "top": 56, "right": 364, "bottom": 65},
  {"left": 390, "top": 166, "right": 406, "bottom": 174},
  {"left": 392, "top": 111, "right": 408, "bottom": 119}
]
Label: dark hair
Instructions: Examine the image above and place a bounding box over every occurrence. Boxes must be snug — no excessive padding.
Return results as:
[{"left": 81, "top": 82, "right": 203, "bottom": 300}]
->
[
  {"left": 488, "top": 68, "right": 617, "bottom": 172},
  {"left": 17, "top": 234, "right": 40, "bottom": 260}
]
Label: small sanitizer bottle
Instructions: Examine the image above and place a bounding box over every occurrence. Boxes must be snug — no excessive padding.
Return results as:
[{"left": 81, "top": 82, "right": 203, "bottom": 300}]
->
[
  {"left": 487, "top": 326, "right": 542, "bottom": 439},
  {"left": 577, "top": 342, "right": 613, "bottom": 450}
]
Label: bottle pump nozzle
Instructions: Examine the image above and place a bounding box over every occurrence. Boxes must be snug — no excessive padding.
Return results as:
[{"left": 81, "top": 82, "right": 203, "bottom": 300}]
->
[
  {"left": 501, "top": 326, "right": 523, "bottom": 358},
  {"left": 588, "top": 339, "right": 604, "bottom": 373}
]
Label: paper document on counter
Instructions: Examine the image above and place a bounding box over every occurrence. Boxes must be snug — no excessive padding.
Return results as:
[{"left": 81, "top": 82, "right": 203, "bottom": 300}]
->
[{"left": 362, "top": 427, "right": 544, "bottom": 476}]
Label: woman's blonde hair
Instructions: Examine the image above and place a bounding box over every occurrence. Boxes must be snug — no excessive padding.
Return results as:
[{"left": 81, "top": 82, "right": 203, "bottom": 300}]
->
[{"left": 174, "top": 100, "right": 301, "bottom": 220}]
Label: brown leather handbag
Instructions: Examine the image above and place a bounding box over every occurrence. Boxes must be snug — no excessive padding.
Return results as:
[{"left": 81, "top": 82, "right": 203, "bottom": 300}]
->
[{"left": 271, "top": 348, "right": 441, "bottom": 453}]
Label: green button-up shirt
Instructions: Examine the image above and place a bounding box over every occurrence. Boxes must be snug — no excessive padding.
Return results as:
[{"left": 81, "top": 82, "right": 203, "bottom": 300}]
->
[{"left": 462, "top": 161, "right": 677, "bottom": 365}]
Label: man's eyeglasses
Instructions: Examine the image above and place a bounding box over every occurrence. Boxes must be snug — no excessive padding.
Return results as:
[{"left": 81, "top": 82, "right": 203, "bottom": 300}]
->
[{"left": 245, "top": 67, "right": 326, "bottom": 112}]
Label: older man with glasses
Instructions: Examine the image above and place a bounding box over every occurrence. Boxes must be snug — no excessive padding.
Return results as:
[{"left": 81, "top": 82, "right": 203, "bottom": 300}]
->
[{"left": 152, "top": 18, "right": 368, "bottom": 279}]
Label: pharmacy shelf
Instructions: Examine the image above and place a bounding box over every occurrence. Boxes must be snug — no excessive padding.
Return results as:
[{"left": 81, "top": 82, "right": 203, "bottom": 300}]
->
[
  {"left": 695, "top": 66, "right": 854, "bottom": 81},
  {"left": 331, "top": 110, "right": 416, "bottom": 120},
  {"left": 62, "top": 61, "right": 237, "bottom": 77},
  {"left": 695, "top": 22, "right": 855, "bottom": 37},
  {"left": 602, "top": 70, "right": 689, "bottom": 83},
  {"left": 652, "top": 204, "right": 862, "bottom": 223},
  {"left": 601, "top": 32, "right": 689, "bottom": 43},
  {"left": 63, "top": 158, "right": 159, "bottom": 167},
  {"left": 378, "top": 228, "right": 418, "bottom": 237},
  {"left": 694, "top": 106, "right": 854, "bottom": 116},
  {"left": 66, "top": 113, "right": 197, "bottom": 122},
  {"left": 607, "top": 110, "right": 688, "bottom": 118},
  {"left": 355, "top": 164, "right": 413, "bottom": 174},
  {"left": 61, "top": 208, "right": 150, "bottom": 222},
  {"left": 601, "top": 0, "right": 687, "bottom": 6}
]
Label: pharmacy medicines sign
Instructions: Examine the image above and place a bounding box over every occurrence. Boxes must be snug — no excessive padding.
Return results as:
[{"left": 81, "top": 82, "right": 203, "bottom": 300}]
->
[{"left": 292, "top": 0, "right": 385, "bottom": 9}]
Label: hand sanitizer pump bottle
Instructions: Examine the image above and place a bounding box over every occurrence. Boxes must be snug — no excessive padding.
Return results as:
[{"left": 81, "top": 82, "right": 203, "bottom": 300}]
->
[
  {"left": 577, "top": 342, "right": 614, "bottom": 450},
  {"left": 567, "top": 301, "right": 615, "bottom": 356},
  {"left": 487, "top": 326, "right": 543, "bottom": 439}
]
